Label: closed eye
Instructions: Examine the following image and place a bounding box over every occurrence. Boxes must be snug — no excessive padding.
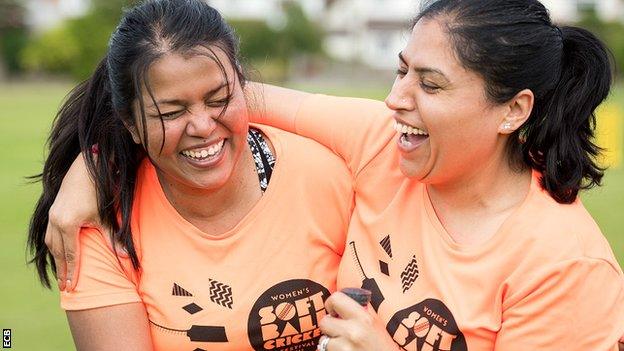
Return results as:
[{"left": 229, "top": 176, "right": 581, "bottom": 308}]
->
[
  {"left": 205, "top": 98, "right": 229, "bottom": 108},
  {"left": 159, "top": 110, "right": 185, "bottom": 119}
]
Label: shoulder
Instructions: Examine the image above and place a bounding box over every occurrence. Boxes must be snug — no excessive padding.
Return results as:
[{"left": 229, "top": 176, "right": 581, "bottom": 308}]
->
[
  {"left": 502, "top": 186, "right": 622, "bottom": 291},
  {"left": 255, "top": 124, "right": 351, "bottom": 176},
  {"left": 521, "top": 189, "right": 613, "bottom": 262}
]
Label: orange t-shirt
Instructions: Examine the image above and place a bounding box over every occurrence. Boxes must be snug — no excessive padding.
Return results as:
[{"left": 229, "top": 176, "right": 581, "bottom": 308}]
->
[
  {"left": 61, "top": 125, "right": 354, "bottom": 351},
  {"left": 292, "top": 94, "right": 624, "bottom": 351}
]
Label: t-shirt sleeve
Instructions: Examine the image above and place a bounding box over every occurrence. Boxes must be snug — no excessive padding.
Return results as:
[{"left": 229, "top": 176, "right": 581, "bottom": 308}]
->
[
  {"left": 60, "top": 227, "right": 141, "bottom": 311},
  {"left": 495, "top": 257, "right": 624, "bottom": 351},
  {"left": 294, "top": 94, "right": 395, "bottom": 177}
]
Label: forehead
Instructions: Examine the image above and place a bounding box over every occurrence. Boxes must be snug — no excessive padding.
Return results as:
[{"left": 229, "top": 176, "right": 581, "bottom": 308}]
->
[
  {"left": 144, "top": 47, "right": 233, "bottom": 96},
  {"left": 403, "top": 18, "right": 462, "bottom": 73}
]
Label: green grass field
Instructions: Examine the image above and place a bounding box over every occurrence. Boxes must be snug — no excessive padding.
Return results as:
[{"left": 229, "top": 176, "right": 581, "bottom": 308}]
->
[{"left": 1, "top": 81, "right": 623, "bottom": 350}]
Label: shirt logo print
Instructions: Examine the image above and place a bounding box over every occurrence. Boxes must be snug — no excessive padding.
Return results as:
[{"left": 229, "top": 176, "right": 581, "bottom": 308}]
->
[
  {"left": 209, "top": 279, "right": 234, "bottom": 309},
  {"left": 380, "top": 234, "right": 393, "bottom": 258},
  {"left": 401, "top": 256, "right": 419, "bottom": 293}
]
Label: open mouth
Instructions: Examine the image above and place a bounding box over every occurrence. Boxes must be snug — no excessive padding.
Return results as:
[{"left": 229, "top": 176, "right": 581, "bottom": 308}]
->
[
  {"left": 180, "top": 139, "right": 225, "bottom": 162},
  {"left": 393, "top": 121, "right": 429, "bottom": 149}
]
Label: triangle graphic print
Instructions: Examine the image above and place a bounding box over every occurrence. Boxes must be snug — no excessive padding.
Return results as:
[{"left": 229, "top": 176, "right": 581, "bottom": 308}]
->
[
  {"left": 380, "top": 235, "right": 393, "bottom": 258},
  {"left": 172, "top": 283, "right": 193, "bottom": 297}
]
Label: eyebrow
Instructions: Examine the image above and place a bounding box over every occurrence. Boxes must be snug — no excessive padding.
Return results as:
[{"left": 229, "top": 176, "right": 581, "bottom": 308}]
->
[
  {"left": 147, "top": 82, "right": 229, "bottom": 108},
  {"left": 398, "top": 52, "right": 449, "bottom": 80}
]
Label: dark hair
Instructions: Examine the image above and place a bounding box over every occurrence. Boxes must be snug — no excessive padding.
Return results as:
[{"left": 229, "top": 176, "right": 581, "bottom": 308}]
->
[
  {"left": 417, "top": 0, "right": 612, "bottom": 204},
  {"left": 28, "top": 0, "right": 245, "bottom": 287}
]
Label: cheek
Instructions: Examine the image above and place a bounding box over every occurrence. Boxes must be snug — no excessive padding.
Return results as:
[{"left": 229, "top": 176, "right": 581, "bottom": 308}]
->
[
  {"left": 223, "top": 101, "right": 250, "bottom": 134},
  {"left": 144, "top": 120, "right": 183, "bottom": 156}
]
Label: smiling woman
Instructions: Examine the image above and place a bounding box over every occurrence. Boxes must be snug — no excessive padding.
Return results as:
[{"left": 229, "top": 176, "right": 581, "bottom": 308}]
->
[
  {"left": 27, "top": 1, "right": 355, "bottom": 350},
  {"left": 36, "top": 0, "right": 624, "bottom": 350}
]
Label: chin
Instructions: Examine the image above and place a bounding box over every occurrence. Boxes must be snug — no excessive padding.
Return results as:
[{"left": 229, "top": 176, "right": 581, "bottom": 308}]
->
[{"left": 399, "top": 159, "right": 420, "bottom": 179}]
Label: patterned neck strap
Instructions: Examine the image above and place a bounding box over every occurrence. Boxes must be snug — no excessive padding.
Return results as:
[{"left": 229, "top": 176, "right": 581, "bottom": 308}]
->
[{"left": 246, "top": 128, "right": 276, "bottom": 193}]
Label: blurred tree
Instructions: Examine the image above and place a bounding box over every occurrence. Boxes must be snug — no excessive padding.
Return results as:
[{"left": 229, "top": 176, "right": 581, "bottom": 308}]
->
[
  {"left": 21, "top": 25, "right": 79, "bottom": 74},
  {"left": 279, "top": 1, "right": 323, "bottom": 58},
  {"left": 20, "top": 0, "right": 138, "bottom": 80},
  {"left": 577, "top": 8, "right": 624, "bottom": 77},
  {"left": 19, "top": 0, "right": 323, "bottom": 82},
  {"left": 229, "top": 19, "right": 280, "bottom": 61},
  {"left": 0, "top": 0, "right": 28, "bottom": 76},
  {"left": 230, "top": 1, "right": 324, "bottom": 82}
]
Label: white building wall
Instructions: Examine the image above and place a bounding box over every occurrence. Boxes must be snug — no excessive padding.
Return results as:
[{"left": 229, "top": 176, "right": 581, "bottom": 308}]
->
[
  {"left": 25, "top": 0, "right": 89, "bottom": 32},
  {"left": 322, "top": 0, "right": 417, "bottom": 69},
  {"left": 542, "top": 0, "right": 624, "bottom": 23}
]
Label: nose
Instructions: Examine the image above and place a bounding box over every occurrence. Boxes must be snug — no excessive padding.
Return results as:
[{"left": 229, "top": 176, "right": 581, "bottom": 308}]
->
[
  {"left": 185, "top": 106, "right": 218, "bottom": 138},
  {"left": 385, "top": 77, "right": 414, "bottom": 112}
]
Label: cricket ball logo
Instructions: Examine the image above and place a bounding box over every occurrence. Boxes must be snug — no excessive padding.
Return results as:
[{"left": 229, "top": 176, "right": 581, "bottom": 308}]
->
[
  {"left": 248, "top": 279, "right": 331, "bottom": 351},
  {"left": 386, "top": 299, "right": 467, "bottom": 351}
]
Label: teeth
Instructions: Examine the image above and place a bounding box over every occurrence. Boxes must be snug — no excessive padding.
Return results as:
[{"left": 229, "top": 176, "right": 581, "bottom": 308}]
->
[
  {"left": 393, "top": 121, "right": 428, "bottom": 136},
  {"left": 181, "top": 140, "right": 225, "bottom": 160}
]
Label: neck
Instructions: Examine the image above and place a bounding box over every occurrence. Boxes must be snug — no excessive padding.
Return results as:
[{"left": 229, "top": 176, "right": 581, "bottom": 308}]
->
[
  {"left": 157, "top": 146, "right": 262, "bottom": 235},
  {"left": 426, "top": 151, "right": 532, "bottom": 245}
]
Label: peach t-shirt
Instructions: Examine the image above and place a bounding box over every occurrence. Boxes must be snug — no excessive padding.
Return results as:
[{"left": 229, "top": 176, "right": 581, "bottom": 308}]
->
[
  {"left": 293, "top": 94, "right": 624, "bottom": 351},
  {"left": 61, "top": 125, "right": 354, "bottom": 351}
]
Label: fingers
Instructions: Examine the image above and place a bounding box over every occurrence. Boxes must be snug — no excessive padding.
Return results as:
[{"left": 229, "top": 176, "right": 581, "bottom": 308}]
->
[
  {"left": 45, "top": 209, "right": 82, "bottom": 291},
  {"left": 325, "top": 292, "right": 370, "bottom": 320},
  {"left": 63, "top": 226, "right": 81, "bottom": 291},
  {"left": 324, "top": 336, "right": 352, "bottom": 351},
  {"left": 320, "top": 315, "right": 376, "bottom": 351},
  {"left": 320, "top": 315, "right": 357, "bottom": 338},
  {"left": 45, "top": 221, "right": 67, "bottom": 290},
  {"left": 319, "top": 292, "right": 378, "bottom": 351}
]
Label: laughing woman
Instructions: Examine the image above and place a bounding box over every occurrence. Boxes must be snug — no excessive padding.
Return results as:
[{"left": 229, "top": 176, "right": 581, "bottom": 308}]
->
[
  {"left": 41, "top": 0, "right": 624, "bottom": 350},
  {"left": 28, "top": 1, "right": 356, "bottom": 350}
]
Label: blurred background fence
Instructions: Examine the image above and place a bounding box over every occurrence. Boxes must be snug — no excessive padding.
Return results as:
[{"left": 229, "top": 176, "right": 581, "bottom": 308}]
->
[{"left": 1, "top": 0, "right": 623, "bottom": 349}]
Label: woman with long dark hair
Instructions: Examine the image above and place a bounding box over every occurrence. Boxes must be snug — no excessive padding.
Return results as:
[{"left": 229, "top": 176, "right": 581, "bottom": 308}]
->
[
  {"left": 28, "top": 0, "right": 355, "bottom": 349},
  {"left": 42, "top": 0, "right": 624, "bottom": 350}
]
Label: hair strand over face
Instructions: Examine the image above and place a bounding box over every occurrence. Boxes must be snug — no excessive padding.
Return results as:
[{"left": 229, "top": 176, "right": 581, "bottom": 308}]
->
[{"left": 28, "top": 0, "right": 248, "bottom": 286}]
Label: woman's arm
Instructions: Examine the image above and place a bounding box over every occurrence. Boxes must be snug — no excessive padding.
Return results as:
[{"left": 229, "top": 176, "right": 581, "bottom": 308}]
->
[
  {"left": 248, "top": 82, "right": 394, "bottom": 176},
  {"left": 247, "top": 82, "right": 310, "bottom": 132},
  {"left": 67, "top": 303, "right": 153, "bottom": 351},
  {"left": 46, "top": 154, "right": 100, "bottom": 291}
]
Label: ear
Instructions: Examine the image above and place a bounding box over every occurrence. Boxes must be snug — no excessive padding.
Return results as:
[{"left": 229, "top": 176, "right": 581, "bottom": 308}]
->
[
  {"left": 123, "top": 121, "right": 143, "bottom": 145},
  {"left": 498, "top": 89, "right": 534, "bottom": 134}
]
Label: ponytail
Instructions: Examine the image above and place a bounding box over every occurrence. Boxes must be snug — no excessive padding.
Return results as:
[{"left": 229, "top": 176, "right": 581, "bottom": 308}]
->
[
  {"left": 28, "top": 58, "right": 142, "bottom": 287},
  {"left": 522, "top": 26, "right": 612, "bottom": 203},
  {"left": 417, "top": 0, "right": 614, "bottom": 204}
]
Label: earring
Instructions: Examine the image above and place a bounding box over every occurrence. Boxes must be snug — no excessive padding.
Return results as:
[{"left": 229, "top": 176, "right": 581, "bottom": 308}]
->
[{"left": 502, "top": 122, "right": 512, "bottom": 131}]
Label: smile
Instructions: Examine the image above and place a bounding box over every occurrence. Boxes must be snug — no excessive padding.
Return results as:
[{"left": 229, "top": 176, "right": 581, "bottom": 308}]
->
[
  {"left": 180, "top": 139, "right": 225, "bottom": 161},
  {"left": 393, "top": 121, "right": 429, "bottom": 151},
  {"left": 393, "top": 121, "right": 429, "bottom": 136}
]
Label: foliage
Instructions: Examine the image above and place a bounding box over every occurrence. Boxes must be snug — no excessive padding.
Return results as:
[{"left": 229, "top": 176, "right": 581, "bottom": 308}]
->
[
  {"left": 280, "top": 2, "right": 323, "bottom": 57},
  {"left": 577, "top": 8, "right": 624, "bottom": 78},
  {"left": 229, "top": 2, "right": 324, "bottom": 81},
  {"left": 229, "top": 19, "right": 281, "bottom": 62},
  {"left": 19, "top": 0, "right": 138, "bottom": 80},
  {"left": 0, "top": 0, "right": 27, "bottom": 74},
  {"left": 21, "top": 25, "right": 80, "bottom": 74},
  {"left": 19, "top": 0, "right": 322, "bottom": 81}
]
